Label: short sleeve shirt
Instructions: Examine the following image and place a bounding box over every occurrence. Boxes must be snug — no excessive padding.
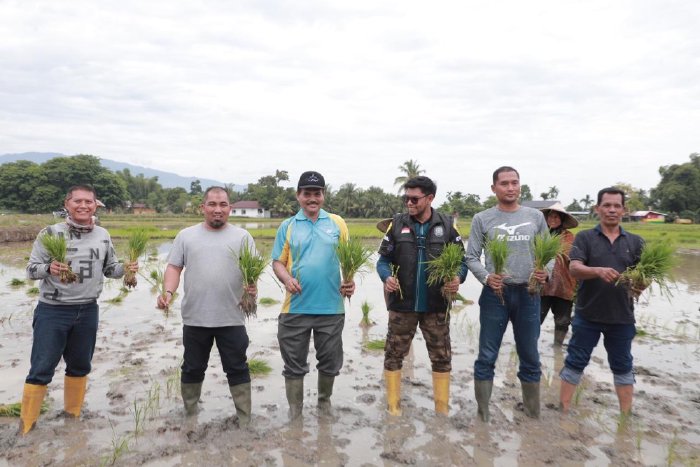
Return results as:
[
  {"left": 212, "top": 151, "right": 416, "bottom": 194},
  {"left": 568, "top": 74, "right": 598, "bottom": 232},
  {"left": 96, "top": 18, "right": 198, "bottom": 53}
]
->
[
  {"left": 168, "top": 223, "right": 254, "bottom": 327},
  {"left": 569, "top": 225, "right": 644, "bottom": 324},
  {"left": 272, "top": 209, "right": 348, "bottom": 314}
]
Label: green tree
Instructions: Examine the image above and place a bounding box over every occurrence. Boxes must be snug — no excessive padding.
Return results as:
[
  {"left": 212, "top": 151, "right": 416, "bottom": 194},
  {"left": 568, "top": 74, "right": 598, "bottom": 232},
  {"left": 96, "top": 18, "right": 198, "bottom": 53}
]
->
[
  {"left": 190, "top": 179, "right": 203, "bottom": 195},
  {"left": 439, "top": 192, "right": 482, "bottom": 218},
  {"left": 393, "top": 159, "right": 425, "bottom": 193},
  {"left": 540, "top": 186, "right": 560, "bottom": 201},
  {"left": 482, "top": 195, "right": 498, "bottom": 210},
  {"left": 651, "top": 154, "right": 700, "bottom": 217},
  {"left": 520, "top": 184, "right": 533, "bottom": 201},
  {"left": 566, "top": 199, "right": 583, "bottom": 212},
  {"left": 0, "top": 160, "right": 46, "bottom": 212},
  {"left": 579, "top": 194, "right": 594, "bottom": 210}
]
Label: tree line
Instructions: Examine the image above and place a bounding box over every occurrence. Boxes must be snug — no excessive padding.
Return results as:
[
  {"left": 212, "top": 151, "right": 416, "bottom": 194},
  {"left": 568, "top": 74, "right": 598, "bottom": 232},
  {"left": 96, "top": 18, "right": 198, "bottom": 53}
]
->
[{"left": 0, "top": 153, "right": 698, "bottom": 221}]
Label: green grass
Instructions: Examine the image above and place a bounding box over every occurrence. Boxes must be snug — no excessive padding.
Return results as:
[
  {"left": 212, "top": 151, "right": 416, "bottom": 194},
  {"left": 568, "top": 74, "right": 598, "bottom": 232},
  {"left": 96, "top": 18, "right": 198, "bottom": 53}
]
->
[
  {"left": 9, "top": 278, "right": 26, "bottom": 286},
  {"left": 27, "top": 286, "right": 40, "bottom": 295},
  {"left": 0, "top": 401, "right": 49, "bottom": 417},
  {"left": 259, "top": 297, "right": 279, "bottom": 306},
  {"left": 248, "top": 358, "right": 272, "bottom": 376},
  {"left": 363, "top": 339, "right": 385, "bottom": 351}
]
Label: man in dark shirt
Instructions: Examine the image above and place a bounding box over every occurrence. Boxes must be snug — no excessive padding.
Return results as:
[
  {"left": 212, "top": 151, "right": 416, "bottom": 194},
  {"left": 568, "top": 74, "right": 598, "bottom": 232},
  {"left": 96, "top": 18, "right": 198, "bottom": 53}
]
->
[
  {"left": 377, "top": 176, "right": 467, "bottom": 416},
  {"left": 559, "top": 187, "right": 644, "bottom": 415}
]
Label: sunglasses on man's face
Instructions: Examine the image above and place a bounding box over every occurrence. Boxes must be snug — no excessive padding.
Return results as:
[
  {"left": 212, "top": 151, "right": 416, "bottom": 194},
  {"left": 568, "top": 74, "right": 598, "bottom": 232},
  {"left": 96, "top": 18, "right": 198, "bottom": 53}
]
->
[{"left": 402, "top": 194, "right": 428, "bottom": 205}]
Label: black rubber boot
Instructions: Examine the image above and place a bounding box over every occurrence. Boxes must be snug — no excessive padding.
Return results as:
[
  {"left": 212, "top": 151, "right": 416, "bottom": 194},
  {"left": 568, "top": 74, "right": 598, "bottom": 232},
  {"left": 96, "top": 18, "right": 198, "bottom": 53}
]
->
[{"left": 181, "top": 382, "right": 202, "bottom": 416}]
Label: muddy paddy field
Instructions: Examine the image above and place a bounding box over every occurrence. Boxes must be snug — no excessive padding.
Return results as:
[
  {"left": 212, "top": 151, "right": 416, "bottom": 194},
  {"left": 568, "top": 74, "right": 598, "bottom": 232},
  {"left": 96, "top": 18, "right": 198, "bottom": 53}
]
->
[{"left": 0, "top": 239, "right": 699, "bottom": 466}]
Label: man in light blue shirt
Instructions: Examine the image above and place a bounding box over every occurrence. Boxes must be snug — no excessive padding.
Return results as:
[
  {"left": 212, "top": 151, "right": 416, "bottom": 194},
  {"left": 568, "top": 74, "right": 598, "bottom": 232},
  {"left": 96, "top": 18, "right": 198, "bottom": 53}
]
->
[{"left": 272, "top": 171, "right": 355, "bottom": 419}]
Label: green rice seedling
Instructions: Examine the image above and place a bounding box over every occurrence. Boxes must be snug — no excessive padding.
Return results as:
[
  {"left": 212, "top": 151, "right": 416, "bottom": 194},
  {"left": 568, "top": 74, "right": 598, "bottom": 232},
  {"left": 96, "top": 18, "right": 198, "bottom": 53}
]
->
[
  {"left": 390, "top": 264, "right": 403, "bottom": 300},
  {"left": 232, "top": 239, "right": 270, "bottom": 319},
  {"left": 9, "top": 278, "right": 25, "bottom": 286},
  {"left": 40, "top": 232, "right": 77, "bottom": 283},
  {"left": 100, "top": 419, "right": 130, "bottom": 467},
  {"left": 336, "top": 237, "right": 373, "bottom": 303},
  {"left": 0, "top": 401, "right": 49, "bottom": 417},
  {"left": 124, "top": 229, "right": 150, "bottom": 289},
  {"left": 617, "top": 242, "right": 677, "bottom": 301},
  {"left": 27, "top": 286, "right": 40, "bottom": 295},
  {"left": 165, "top": 363, "right": 182, "bottom": 399},
  {"left": 360, "top": 300, "right": 373, "bottom": 327},
  {"left": 529, "top": 232, "right": 564, "bottom": 295},
  {"left": 363, "top": 339, "right": 386, "bottom": 351},
  {"left": 248, "top": 358, "right": 272, "bottom": 376},
  {"left": 485, "top": 236, "right": 509, "bottom": 304},
  {"left": 665, "top": 430, "right": 679, "bottom": 466},
  {"left": 426, "top": 243, "right": 464, "bottom": 316},
  {"left": 259, "top": 297, "right": 279, "bottom": 306}
]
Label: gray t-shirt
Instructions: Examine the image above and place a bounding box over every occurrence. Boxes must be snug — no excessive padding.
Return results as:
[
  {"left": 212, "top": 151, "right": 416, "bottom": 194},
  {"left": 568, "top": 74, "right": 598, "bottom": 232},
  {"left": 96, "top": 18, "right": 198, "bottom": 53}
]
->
[
  {"left": 466, "top": 206, "right": 550, "bottom": 285},
  {"left": 27, "top": 222, "right": 124, "bottom": 305},
  {"left": 168, "top": 223, "right": 254, "bottom": 327}
]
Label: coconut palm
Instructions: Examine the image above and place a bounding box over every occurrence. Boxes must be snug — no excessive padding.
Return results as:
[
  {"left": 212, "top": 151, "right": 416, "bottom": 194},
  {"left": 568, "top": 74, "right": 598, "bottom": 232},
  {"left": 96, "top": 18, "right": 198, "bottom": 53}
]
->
[
  {"left": 394, "top": 159, "right": 425, "bottom": 193},
  {"left": 580, "top": 194, "right": 594, "bottom": 210}
]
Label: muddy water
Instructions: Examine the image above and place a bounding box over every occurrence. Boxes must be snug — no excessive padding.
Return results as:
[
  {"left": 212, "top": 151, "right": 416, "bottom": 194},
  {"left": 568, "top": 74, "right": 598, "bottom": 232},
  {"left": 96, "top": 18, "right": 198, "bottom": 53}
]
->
[{"left": 0, "top": 241, "right": 698, "bottom": 466}]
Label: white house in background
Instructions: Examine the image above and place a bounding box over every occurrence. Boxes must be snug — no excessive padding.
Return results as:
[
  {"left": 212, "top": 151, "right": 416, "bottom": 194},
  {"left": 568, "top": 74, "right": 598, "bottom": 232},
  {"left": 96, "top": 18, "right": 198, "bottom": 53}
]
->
[{"left": 230, "top": 201, "right": 270, "bottom": 218}]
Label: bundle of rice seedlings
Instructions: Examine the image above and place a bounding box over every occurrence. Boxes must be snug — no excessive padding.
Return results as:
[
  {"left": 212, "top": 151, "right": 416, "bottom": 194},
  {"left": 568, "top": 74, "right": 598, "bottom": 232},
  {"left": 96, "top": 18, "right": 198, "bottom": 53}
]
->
[
  {"left": 233, "top": 239, "right": 270, "bottom": 319},
  {"left": 363, "top": 339, "right": 386, "bottom": 351},
  {"left": 426, "top": 243, "right": 464, "bottom": 315},
  {"left": 360, "top": 300, "right": 373, "bottom": 327},
  {"left": 617, "top": 242, "right": 677, "bottom": 301},
  {"left": 485, "top": 236, "right": 509, "bottom": 304},
  {"left": 124, "top": 229, "right": 150, "bottom": 289},
  {"left": 40, "top": 232, "right": 77, "bottom": 284},
  {"left": 0, "top": 401, "right": 49, "bottom": 417},
  {"left": 248, "top": 358, "right": 272, "bottom": 376},
  {"left": 528, "top": 233, "right": 564, "bottom": 295},
  {"left": 390, "top": 264, "right": 403, "bottom": 300},
  {"left": 336, "top": 237, "right": 373, "bottom": 301}
]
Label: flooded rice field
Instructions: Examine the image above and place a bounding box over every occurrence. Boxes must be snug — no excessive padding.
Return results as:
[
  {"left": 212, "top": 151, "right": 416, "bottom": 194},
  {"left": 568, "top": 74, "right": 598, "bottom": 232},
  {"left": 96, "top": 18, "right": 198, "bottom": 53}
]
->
[{"left": 0, "top": 240, "right": 698, "bottom": 466}]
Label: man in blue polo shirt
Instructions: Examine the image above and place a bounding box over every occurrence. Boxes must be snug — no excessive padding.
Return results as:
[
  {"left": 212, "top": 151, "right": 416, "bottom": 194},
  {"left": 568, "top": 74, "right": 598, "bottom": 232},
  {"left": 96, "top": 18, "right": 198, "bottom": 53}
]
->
[
  {"left": 559, "top": 187, "right": 644, "bottom": 415},
  {"left": 272, "top": 170, "right": 355, "bottom": 420}
]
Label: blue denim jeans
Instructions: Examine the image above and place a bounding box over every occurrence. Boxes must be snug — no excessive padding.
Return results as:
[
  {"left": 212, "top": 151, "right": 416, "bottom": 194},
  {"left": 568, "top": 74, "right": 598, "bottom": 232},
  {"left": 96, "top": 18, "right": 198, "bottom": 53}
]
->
[
  {"left": 26, "top": 301, "right": 99, "bottom": 385},
  {"left": 560, "top": 314, "right": 636, "bottom": 386},
  {"left": 181, "top": 325, "right": 250, "bottom": 387},
  {"left": 474, "top": 286, "right": 541, "bottom": 383}
]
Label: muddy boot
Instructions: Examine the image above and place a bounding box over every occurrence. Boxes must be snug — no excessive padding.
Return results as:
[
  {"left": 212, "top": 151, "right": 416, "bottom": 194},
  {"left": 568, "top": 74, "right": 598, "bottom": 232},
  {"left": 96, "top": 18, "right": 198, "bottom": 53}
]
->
[
  {"left": 432, "top": 371, "right": 450, "bottom": 415},
  {"left": 64, "top": 375, "right": 88, "bottom": 417},
  {"left": 521, "top": 381, "right": 540, "bottom": 419},
  {"left": 474, "top": 379, "right": 493, "bottom": 422},
  {"left": 554, "top": 329, "right": 567, "bottom": 346},
  {"left": 229, "top": 382, "right": 251, "bottom": 427},
  {"left": 285, "top": 377, "right": 304, "bottom": 420},
  {"left": 19, "top": 383, "right": 48, "bottom": 435},
  {"left": 317, "top": 374, "right": 334, "bottom": 416},
  {"left": 384, "top": 369, "right": 402, "bottom": 416},
  {"left": 181, "top": 382, "right": 202, "bottom": 416}
]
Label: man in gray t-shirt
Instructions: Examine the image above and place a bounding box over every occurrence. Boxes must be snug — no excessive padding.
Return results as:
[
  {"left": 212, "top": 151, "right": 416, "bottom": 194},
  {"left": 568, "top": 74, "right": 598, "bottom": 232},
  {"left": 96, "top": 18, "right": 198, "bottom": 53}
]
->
[
  {"left": 466, "top": 166, "right": 550, "bottom": 422},
  {"left": 157, "top": 187, "right": 258, "bottom": 426}
]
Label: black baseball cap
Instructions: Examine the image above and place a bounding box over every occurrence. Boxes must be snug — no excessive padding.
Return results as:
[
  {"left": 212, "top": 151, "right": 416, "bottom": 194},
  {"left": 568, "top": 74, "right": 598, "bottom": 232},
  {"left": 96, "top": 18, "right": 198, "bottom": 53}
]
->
[{"left": 297, "top": 171, "right": 325, "bottom": 189}]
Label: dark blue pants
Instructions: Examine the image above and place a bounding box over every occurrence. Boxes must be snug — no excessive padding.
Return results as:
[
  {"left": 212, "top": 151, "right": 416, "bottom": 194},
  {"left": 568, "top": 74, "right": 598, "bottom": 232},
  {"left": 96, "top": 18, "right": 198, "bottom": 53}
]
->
[
  {"left": 474, "top": 286, "right": 541, "bottom": 383},
  {"left": 181, "top": 325, "right": 250, "bottom": 387},
  {"left": 26, "top": 301, "right": 99, "bottom": 385}
]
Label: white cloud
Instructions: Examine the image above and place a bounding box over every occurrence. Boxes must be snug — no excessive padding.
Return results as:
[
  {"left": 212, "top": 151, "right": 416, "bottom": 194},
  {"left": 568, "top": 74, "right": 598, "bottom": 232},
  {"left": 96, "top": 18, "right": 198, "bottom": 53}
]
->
[{"left": 1, "top": 0, "right": 698, "bottom": 204}]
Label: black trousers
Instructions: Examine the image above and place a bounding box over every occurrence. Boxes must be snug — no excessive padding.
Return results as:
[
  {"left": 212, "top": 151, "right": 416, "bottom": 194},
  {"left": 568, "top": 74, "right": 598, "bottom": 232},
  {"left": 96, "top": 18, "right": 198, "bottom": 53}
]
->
[
  {"left": 540, "top": 296, "right": 573, "bottom": 331},
  {"left": 181, "top": 325, "right": 250, "bottom": 386}
]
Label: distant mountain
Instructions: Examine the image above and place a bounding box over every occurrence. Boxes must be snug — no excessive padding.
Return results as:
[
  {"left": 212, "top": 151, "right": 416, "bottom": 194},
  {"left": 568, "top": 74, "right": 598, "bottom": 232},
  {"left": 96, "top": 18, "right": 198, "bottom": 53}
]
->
[{"left": 0, "top": 152, "right": 246, "bottom": 192}]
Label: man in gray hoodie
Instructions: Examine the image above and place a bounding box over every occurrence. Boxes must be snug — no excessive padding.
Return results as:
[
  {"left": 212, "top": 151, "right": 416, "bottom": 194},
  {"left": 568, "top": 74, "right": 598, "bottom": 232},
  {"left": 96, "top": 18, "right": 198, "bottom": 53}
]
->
[{"left": 466, "top": 166, "right": 550, "bottom": 421}]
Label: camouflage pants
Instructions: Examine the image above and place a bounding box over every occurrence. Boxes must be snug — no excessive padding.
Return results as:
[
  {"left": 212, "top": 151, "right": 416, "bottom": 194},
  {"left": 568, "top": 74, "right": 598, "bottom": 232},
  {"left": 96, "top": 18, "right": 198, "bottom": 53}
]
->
[{"left": 383, "top": 310, "right": 451, "bottom": 372}]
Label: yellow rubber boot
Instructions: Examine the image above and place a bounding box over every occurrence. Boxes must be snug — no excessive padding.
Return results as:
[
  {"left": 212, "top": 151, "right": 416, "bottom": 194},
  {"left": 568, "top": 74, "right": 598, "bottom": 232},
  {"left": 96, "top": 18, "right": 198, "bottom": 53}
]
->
[
  {"left": 433, "top": 371, "right": 450, "bottom": 415},
  {"left": 64, "top": 376, "right": 88, "bottom": 417},
  {"left": 20, "top": 383, "right": 48, "bottom": 435},
  {"left": 384, "top": 369, "right": 402, "bottom": 416}
]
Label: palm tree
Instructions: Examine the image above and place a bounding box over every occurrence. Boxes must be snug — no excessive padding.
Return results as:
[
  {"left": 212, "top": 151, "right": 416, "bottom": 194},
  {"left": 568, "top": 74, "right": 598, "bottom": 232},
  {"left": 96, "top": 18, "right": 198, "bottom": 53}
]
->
[
  {"left": 580, "top": 194, "right": 593, "bottom": 210},
  {"left": 394, "top": 159, "right": 425, "bottom": 193}
]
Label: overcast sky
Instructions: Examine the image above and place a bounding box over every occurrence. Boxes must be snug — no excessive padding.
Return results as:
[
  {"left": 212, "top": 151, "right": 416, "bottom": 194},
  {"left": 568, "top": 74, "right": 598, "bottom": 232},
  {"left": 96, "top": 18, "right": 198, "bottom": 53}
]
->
[{"left": 1, "top": 0, "right": 698, "bottom": 205}]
